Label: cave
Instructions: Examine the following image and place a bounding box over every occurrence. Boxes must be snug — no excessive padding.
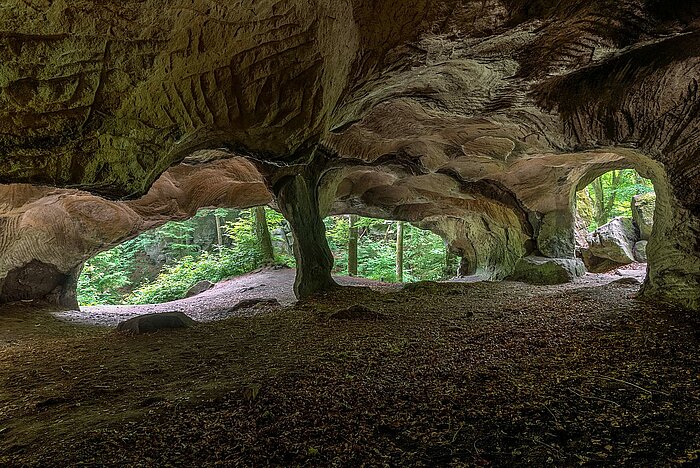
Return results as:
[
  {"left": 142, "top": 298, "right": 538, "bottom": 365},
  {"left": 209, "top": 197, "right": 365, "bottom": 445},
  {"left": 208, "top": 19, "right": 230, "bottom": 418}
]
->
[{"left": 1, "top": 1, "right": 698, "bottom": 465}]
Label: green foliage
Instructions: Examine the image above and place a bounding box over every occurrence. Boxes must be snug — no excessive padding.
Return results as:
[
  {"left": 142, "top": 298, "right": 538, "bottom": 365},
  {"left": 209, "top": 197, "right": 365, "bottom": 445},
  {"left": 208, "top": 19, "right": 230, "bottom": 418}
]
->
[
  {"left": 325, "top": 216, "right": 450, "bottom": 283},
  {"left": 79, "top": 208, "right": 452, "bottom": 306},
  {"left": 77, "top": 243, "right": 137, "bottom": 306},
  {"left": 578, "top": 169, "right": 654, "bottom": 231},
  {"left": 78, "top": 207, "right": 286, "bottom": 306},
  {"left": 125, "top": 248, "right": 262, "bottom": 304}
]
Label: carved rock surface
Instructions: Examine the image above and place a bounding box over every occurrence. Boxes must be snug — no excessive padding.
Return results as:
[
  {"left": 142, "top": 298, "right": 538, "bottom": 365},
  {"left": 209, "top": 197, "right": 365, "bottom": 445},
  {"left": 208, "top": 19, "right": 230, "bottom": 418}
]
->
[{"left": 0, "top": 1, "right": 698, "bottom": 309}]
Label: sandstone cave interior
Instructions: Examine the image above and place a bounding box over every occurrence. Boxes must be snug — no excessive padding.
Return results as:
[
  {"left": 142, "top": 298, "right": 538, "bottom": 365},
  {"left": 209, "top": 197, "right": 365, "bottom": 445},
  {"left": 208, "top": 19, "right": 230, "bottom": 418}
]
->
[{"left": 0, "top": 1, "right": 698, "bottom": 466}]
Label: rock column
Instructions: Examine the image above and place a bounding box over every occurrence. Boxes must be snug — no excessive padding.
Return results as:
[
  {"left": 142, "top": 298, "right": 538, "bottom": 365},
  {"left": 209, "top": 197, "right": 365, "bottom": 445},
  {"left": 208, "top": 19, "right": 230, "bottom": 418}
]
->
[{"left": 273, "top": 161, "right": 337, "bottom": 299}]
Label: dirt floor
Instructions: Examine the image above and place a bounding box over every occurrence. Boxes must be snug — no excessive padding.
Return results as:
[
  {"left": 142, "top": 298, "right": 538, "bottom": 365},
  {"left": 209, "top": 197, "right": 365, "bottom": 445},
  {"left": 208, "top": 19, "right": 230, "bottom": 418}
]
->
[
  {"left": 0, "top": 266, "right": 698, "bottom": 466},
  {"left": 56, "top": 266, "right": 397, "bottom": 326}
]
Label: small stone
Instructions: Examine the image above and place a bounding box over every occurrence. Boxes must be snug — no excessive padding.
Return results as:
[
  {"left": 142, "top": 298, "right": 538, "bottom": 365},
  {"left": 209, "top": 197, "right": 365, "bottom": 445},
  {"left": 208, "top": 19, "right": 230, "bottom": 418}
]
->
[
  {"left": 611, "top": 277, "right": 642, "bottom": 286},
  {"left": 116, "top": 312, "right": 196, "bottom": 334},
  {"left": 185, "top": 280, "right": 214, "bottom": 298},
  {"left": 227, "top": 298, "right": 281, "bottom": 313}
]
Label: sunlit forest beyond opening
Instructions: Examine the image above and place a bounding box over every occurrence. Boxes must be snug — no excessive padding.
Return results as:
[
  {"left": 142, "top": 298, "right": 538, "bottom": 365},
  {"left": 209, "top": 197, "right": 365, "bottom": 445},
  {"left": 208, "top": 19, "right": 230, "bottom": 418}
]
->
[
  {"left": 78, "top": 210, "right": 454, "bottom": 306},
  {"left": 576, "top": 168, "right": 654, "bottom": 232}
]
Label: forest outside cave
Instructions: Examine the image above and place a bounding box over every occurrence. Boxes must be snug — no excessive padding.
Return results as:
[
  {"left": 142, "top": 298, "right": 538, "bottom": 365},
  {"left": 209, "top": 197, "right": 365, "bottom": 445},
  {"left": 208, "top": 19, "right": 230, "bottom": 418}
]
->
[{"left": 77, "top": 209, "right": 457, "bottom": 307}]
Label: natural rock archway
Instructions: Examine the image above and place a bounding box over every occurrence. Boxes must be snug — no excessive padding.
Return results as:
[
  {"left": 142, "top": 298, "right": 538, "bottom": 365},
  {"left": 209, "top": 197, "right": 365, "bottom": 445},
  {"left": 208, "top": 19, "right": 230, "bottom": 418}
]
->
[{"left": 0, "top": 0, "right": 699, "bottom": 310}]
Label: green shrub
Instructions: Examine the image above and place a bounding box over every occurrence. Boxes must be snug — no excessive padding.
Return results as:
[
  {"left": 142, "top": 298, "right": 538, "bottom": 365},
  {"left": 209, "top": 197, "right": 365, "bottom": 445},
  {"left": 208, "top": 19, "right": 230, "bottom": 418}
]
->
[{"left": 125, "top": 247, "right": 262, "bottom": 304}]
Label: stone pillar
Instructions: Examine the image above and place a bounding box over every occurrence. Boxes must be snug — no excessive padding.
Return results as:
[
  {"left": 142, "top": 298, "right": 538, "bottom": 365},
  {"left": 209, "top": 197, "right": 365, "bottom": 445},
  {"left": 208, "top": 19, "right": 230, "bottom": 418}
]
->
[
  {"left": 274, "top": 166, "right": 338, "bottom": 299},
  {"left": 639, "top": 181, "right": 700, "bottom": 311},
  {"left": 0, "top": 261, "right": 81, "bottom": 309},
  {"left": 536, "top": 209, "right": 576, "bottom": 258}
]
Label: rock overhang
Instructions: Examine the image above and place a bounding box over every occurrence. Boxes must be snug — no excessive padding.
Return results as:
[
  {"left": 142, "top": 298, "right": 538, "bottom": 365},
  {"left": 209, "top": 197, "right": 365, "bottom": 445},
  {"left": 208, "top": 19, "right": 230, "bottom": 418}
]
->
[{"left": 0, "top": 0, "right": 699, "bottom": 308}]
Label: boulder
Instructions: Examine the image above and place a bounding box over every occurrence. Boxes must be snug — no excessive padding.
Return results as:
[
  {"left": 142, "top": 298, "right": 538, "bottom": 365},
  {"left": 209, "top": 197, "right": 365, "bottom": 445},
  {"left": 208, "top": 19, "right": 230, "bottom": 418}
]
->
[
  {"left": 634, "top": 240, "right": 648, "bottom": 263},
  {"left": 581, "top": 249, "right": 626, "bottom": 273},
  {"left": 508, "top": 256, "right": 586, "bottom": 285},
  {"left": 185, "top": 280, "right": 214, "bottom": 298},
  {"left": 116, "top": 312, "right": 196, "bottom": 334},
  {"left": 586, "top": 217, "right": 638, "bottom": 264},
  {"left": 574, "top": 215, "right": 590, "bottom": 254},
  {"left": 631, "top": 193, "right": 655, "bottom": 241}
]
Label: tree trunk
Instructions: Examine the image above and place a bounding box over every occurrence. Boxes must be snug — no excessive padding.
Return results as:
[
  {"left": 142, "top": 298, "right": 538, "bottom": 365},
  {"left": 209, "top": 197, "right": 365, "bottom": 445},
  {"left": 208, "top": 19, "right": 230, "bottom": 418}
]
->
[
  {"left": 604, "top": 170, "right": 620, "bottom": 216},
  {"left": 254, "top": 206, "right": 275, "bottom": 264},
  {"left": 275, "top": 172, "right": 337, "bottom": 299},
  {"left": 443, "top": 243, "right": 456, "bottom": 278},
  {"left": 591, "top": 177, "right": 607, "bottom": 227},
  {"left": 348, "top": 214, "right": 358, "bottom": 276},
  {"left": 396, "top": 221, "right": 404, "bottom": 282},
  {"left": 214, "top": 213, "right": 224, "bottom": 253}
]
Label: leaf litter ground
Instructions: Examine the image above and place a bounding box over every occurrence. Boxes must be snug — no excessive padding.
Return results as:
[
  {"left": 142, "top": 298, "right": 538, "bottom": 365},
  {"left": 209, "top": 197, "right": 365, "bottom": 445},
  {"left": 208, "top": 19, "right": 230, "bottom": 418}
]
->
[{"left": 0, "top": 275, "right": 698, "bottom": 466}]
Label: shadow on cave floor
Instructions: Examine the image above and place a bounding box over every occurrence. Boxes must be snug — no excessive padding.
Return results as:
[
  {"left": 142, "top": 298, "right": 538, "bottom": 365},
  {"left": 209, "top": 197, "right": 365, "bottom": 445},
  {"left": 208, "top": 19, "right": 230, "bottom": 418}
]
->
[
  {"left": 55, "top": 263, "right": 648, "bottom": 328},
  {"left": 1, "top": 265, "right": 696, "bottom": 466}
]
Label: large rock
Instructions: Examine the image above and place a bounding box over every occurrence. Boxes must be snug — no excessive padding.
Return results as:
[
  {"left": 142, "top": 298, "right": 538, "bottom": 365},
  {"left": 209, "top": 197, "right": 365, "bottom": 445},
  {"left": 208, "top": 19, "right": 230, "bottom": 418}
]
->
[
  {"left": 631, "top": 193, "right": 656, "bottom": 241},
  {"left": 586, "top": 217, "right": 639, "bottom": 265},
  {"left": 116, "top": 312, "right": 196, "bottom": 334},
  {"left": 508, "top": 256, "right": 586, "bottom": 285},
  {"left": 581, "top": 250, "right": 627, "bottom": 274},
  {"left": 634, "top": 241, "right": 648, "bottom": 263}
]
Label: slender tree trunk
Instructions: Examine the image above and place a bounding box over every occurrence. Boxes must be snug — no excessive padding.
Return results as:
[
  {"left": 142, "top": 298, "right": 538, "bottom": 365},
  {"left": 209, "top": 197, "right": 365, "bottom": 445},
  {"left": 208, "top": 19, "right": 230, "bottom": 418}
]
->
[
  {"left": 348, "top": 214, "right": 358, "bottom": 276},
  {"left": 214, "top": 213, "right": 223, "bottom": 253},
  {"left": 591, "top": 178, "right": 607, "bottom": 227},
  {"left": 254, "top": 206, "right": 275, "bottom": 264},
  {"left": 396, "top": 221, "right": 404, "bottom": 282},
  {"left": 604, "top": 170, "right": 620, "bottom": 216},
  {"left": 443, "top": 243, "right": 456, "bottom": 278}
]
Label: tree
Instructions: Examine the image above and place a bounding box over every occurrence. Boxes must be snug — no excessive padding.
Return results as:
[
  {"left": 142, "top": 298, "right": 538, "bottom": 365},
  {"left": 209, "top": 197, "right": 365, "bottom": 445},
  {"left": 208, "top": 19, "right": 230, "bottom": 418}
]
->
[
  {"left": 254, "top": 206, "right": 275, "bottom": 264},
  {"left": 396, "top": 221, "right": 404, "bottom": 282},
  {"left": 347, "top": 214, "right": 358, "bottom": 276},
  {"left": 583, "top": 169, "right": 654, "bottom": 230},
  {"left": 214, "top": 212, "right": 224, "bottom": 252}
]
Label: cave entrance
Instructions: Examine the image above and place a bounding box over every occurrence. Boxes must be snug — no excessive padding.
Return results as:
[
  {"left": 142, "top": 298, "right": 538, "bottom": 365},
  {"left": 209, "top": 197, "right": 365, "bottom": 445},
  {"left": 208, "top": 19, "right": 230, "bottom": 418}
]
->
[
  {"left": 77, "top": 210, "right": 458, "bottom": 308},
  {"left": 574, "top": 168, "right": 655, "bottom": 275},
  {"left": 77, "top": 207, "right": 290, "bottom": 307},
  {"left": 323, "top": 215, "right": 458, "bottom": 283}
]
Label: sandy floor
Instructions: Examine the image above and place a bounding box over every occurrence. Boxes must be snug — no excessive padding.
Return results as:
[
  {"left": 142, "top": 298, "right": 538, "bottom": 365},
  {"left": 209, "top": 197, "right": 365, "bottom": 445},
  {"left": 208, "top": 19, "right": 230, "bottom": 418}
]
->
[
  {"left": 54, "top": 264, "right": 647, "bottom": 327},
  {"left": 55, "top": 267, "right": 399, "bottom": 326}
]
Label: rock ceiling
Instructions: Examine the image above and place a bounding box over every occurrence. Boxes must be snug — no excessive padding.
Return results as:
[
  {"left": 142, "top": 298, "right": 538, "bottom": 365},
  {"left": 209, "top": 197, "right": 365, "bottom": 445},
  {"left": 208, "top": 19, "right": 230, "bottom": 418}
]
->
[{"left": 0, "top": 1, "right": 699, "bottom": 309}]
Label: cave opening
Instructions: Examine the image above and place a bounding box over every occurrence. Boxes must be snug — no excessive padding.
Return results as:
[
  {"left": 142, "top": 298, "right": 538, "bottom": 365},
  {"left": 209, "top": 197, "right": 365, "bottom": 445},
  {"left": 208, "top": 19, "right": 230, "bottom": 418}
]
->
[
  {"left": 76, "top": 208, "right": 457, "bottom": 309},
  {"left": 574, "top": 168, "right": 655, "bottom": 276},
  {"left": 2, "top": 1, "right": 699, "bottom": 463}
]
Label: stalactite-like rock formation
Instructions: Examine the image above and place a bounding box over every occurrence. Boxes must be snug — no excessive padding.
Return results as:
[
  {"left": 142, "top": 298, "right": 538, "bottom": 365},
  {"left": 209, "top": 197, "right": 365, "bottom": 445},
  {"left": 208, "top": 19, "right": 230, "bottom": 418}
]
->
[{"left": 0, "top": 1, "right": 699, "bottom": 309}]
